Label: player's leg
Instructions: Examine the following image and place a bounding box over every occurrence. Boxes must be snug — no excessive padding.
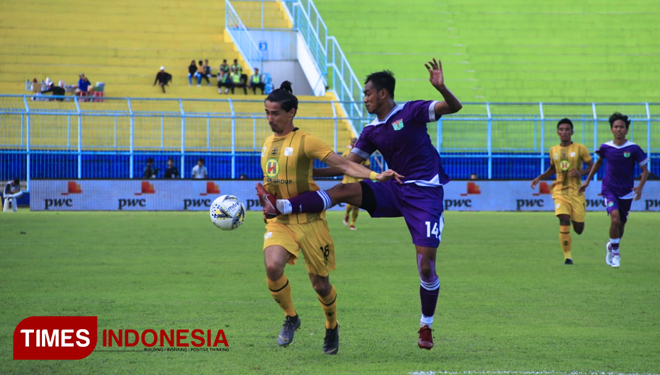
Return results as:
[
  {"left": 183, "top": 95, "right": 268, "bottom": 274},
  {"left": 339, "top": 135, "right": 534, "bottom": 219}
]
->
[
  {"left": 571, "top": 195, "right": 586, "bottom": 235},
  {"left": 300, "top": 220, "right": 339, "bottom": 354},
  {"left": 416, "top": 245, "right": 439, "bottom": 350},
  {"left": 349, "top": 205, "right": 359, "bottom": 230},
  {"left": 343, "top": 203, "right": 351, "bottom": 226},
  {"left": 557, "top": 214, "right": 573, "bottom": 264},
  {"left": 263, "top": 224, "right": 301, "bottom": 346},
  {"left": 257, "top": 181, "right": 364, "bottom": 217}
]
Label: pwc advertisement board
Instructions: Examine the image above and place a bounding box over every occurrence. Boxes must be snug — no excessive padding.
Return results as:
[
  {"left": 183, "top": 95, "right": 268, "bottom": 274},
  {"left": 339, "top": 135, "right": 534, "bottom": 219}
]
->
[{"left": 30, "top": 180, "right": 660, "bottom": 212}]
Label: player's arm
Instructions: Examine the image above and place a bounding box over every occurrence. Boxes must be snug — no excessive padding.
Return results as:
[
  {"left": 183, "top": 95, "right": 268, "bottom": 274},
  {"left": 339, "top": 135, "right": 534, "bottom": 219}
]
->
[
  {"left": 577, "top": 158, "right": 594, "bottom": 177},
  {"left": 313, "top": 152, "right": 364, "bottom": 177},
  {"left": 579, "top": 158, "right": 602, "bottom": 193},
  {"left": 425, "top": 58, "right": 463, "bottom": 117},
  {"left": 531, "top": 164, "right": 556, "bottom": 189},
  {"left": 633, "top": 164, "right": 649, "bottom": 201},
  {"left": 322, "top": 152, "right": 403, "bottom": 182}
]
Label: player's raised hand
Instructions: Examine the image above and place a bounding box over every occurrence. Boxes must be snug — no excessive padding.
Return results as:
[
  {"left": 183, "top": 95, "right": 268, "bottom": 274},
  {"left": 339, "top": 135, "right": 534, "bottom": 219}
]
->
[
  {"left": 375, "top": 169, "right": 404, "bottom": 183},
  {"left": 425, "top": 58, "right": 446, "bottom": 90}
]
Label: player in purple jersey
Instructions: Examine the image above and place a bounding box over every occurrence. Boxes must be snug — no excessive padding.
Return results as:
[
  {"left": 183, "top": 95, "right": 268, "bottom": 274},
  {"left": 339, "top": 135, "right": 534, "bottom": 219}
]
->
[
  {"left": 256, "top": 58, "right": 462, "bottom": 349},
  {"left": 579, "top": 112, "right": 649, "bottom": 268}
]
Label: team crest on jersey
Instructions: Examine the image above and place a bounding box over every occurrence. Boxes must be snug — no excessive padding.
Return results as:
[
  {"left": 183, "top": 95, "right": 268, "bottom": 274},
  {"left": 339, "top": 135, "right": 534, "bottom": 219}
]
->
[
  {"left": 560, "top": 160, "right": 570, "bottom": 171},
  {"left": 266, "top": 159, "right": 280, "bottom": 178},
  {"left": 570, "top": 152, "right": 575, "bottom": 157},
  {"left": 623, "top": 152, "right": 631, "bottom": 158},
  {"left": 284, "top": 147, "right": 294, "bottom": 156},
  {"left": 392, "top": 119, "right": 404, "bottom": 131}
]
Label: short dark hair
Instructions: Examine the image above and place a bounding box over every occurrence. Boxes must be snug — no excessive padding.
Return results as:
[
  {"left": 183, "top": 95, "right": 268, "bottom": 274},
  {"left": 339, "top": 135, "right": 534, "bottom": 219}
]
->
[
  {"left": 557, "top": 118, "right": 573, "bottom": 130},
  {"left": 167, "top": 158, "right": 174, "bottom": 162},
  {"left": 147, "top": 157, "right": 154, "bottom": 164},
  {"left": 13, "top": 178, "right": 19, "bottom": 185},
  {"left": 365, "top": 70, "right": 396, "bottom": 99},
  {"left": 265, "top": 81, "right": 298, "bottom": 113},
  {"left": 198, "top": 158, "right": 204, "bottom": 163},
  {"left": 609, "top": 112, "right": 631, "bottom": 129}
]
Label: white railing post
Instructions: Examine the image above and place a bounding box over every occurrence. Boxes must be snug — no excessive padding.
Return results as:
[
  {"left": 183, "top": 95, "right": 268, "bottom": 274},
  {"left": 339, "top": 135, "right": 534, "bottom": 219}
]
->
[
  {"left": 127, "top": 98, "right": 134, "bottom": 179},
  {"left": 229, "top": 98, "right": 236, "bottom": 178},
  {"left": 179, "top": 99, "right": 186, "bottom": 178},
  {"left": 486, "top": 102, "right": 492, "bottom": 180},
  {"left": 22, "top": 95, "right": 31, "bottom": 190},
  {"left": 646, "top": 102, "right": 651, "bottom": 168},
  {"left": 75, "top": 96, "right": 82, "bottom": 179},
  {"left": 539, "top": 102, "right": 545, "bottom": 174},
  {"left": 592, "top": 102, "right": 598, "bottom": 181}
]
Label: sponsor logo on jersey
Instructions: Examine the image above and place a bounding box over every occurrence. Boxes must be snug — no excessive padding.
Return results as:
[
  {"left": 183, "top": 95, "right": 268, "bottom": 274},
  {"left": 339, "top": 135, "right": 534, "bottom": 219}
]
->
[
  {"left": 270, "top": 148, "right": 279, "bottom": 156},
  {"left": 266, "top": 159, "right": 279, "bottom": 178},
  {"left": 570, "top": 152, "right": 575, "bottom": 157},
  {"left": 284, "top": 147, "right": 294, "bottom": 156},
  {"left": 392, "top": 119, "right": 404, "bottom": 131},
  {"left": 624, "top": 152, "right": 631, "bottom": 158}
]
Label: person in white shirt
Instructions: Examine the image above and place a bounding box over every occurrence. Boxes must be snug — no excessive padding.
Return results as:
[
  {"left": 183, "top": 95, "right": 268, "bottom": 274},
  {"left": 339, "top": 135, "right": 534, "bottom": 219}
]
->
[
  {"left": 192, "top": 158, "right": 208, "bottom": 179},
  {"left": 3, "top": 179, "right": 23, "bottom": 212}
]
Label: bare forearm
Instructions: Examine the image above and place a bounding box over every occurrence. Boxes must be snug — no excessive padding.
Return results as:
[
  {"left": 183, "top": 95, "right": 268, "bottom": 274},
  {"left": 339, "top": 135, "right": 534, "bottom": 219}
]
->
[
  {"left": 437, "top": 85, "right": 462, "bottom": 113},
  {"left": 313, "top": 167, "right": 344, "bottom": 178}
]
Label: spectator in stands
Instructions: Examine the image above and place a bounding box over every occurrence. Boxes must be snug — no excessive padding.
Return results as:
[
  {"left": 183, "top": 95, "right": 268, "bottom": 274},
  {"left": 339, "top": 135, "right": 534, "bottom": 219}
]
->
[
  {"left": 218, "top": 72, "right": 231, "bottom": 94},
  {"left": 144, "top": 158, "right": 159, "bottom": 179},
  {"left": 239, "top": 174, "right": 247, "bottom": 180},
  {"left": 192, "top": 158, "right": 208, "bottom": 179},
  {"left": 219, "top": 59, "right": 230, "bottom": 81},
  {"left": 203, "top": 59, "right": 213, "bottom": 85},
  {"left": 164, "top": 158, "right": 180, "bottom": 179},
  {"left": 42, "top": 84, "right": 66, "bottom": 101},
  {"left": 232, "top": 58, "right": 247, "bottom": 83},
  {"left": 75, "top": 73, "right": 91, "bottom": 96},
  {"left": 229, "top": 67, "right": 247, "bottom": 95},
  {"left": 249, "top": 68, "right": 265, "bottom": 95},
  {"left": 188, "top": 60, "right": 197, "bottom": 86},
  {"left": 196, "top": 60, "right": 209, "bottom": 86},
  {"left": 3, "top": 178, "right": 23, "bottom": 212},
  {"left": 154, "top": 66, "right": 172, "bottom": 93},
  {"left": 470, "top": 173, "right": 478, "bottom": 180}
]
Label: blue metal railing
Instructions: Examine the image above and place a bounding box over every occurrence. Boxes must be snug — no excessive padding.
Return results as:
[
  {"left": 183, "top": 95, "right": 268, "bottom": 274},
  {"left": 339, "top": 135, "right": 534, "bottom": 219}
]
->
[
  {"left": 226, "top": 0, "right": 264, "bottom": 72},
  {"left": 1, "top": 95, "right": 659, "bottom": 188}
]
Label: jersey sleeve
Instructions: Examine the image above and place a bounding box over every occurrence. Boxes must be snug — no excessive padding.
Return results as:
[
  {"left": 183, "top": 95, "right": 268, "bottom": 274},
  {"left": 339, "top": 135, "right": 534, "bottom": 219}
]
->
[
  {"left": 353, "top": 128, "right": 376, "bottom": 160},
  {"left": 405, "top": 100, "right": 439, "bottom": 125},
  {"left": 633, "top": 145, "right": 649, "bottom": 166},
  {"left": 304, "top": 134, "right": 334, "bottom": 162},
  {"left": 595, "top": 144, "right": 606, "bottom": 160}
]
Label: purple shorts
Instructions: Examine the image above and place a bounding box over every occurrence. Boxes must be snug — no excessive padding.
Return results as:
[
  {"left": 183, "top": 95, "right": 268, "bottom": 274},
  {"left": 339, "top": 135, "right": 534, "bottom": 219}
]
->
[
  {"left": 363, "top": 179, "right": 444, "bottom": 248},
  {"left": 602, "top": 192, "right": 632, "bottom": 223}
]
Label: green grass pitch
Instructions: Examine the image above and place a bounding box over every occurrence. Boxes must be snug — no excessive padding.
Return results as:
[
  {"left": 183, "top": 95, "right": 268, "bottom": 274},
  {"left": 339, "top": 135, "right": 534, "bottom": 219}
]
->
[
  {"left": 1, "top": 210, "right": 659, "bottom": 374},
  {"left": 314, "top": 0, "right": 660, "bottom": 103}
]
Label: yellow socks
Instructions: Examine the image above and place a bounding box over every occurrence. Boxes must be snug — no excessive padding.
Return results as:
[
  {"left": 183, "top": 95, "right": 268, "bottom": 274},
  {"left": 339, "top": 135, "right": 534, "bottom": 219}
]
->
[
  {"left": 267, "top": 275, "right": 296, "bottom": 317},
  {"left": 559, "top": 225, "right": 572, "bottom": 260},
  {"left": 318, "top": 286, "right": 338, "bottom": 329}
]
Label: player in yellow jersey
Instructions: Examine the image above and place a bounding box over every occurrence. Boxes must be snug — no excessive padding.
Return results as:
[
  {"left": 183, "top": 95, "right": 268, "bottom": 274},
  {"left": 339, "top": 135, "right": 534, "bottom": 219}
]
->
[
  {"left": 255, "top": 81, "right": 401, "bottom": 354},
  {"left": 531, "top": 118, "right": 594, "bottom": 264},
  {"left": 341, "top": 138, "right": 371, "bottom": 230}
]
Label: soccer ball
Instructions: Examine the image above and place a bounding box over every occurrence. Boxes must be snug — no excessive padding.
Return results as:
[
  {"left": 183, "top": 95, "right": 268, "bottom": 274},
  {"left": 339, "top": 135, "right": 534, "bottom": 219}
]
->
[{"left": 210, "top": 195, "right": 246, "bottom": 230}]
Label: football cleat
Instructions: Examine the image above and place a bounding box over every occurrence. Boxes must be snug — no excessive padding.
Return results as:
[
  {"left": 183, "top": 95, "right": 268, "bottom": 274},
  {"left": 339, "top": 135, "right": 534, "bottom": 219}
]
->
[
  {"left": 418, "top": 325, "right": 434, "bottom": 350},
  {"left": 322, "top": 325, "right": 339, "bottom": 355},
  {"left": 343, "top": 215, "right": 349, "bottom": 227},
  {"left": 349, "top": 225, "right": 356, "bottom": 231},
  {"left": 611, "top": 254, "right": 620, "bottom": 268},
  {"left": 277, "top": 315, "right": 301, "bottom": 346},
  {"left": 564, "top": 258, "right": 573, "bottom": 265},
  {"left": 605, "top": 242, "right": 613, "bottom": 266},
  {"left": 256, "top": 183, "right": 281, "bottom": 218}
]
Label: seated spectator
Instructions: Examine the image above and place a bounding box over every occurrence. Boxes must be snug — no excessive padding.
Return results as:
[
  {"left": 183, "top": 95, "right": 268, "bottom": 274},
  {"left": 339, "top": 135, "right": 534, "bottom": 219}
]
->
[
  {"left": 203, "top": 59, "right": 213, "bottom": 83},
  {"left": 3, "top": 178, "right": 23, "bottom": 212},
  {"left": 249, "top": 68, "right": 265, "bottom": 95},
  {"left": 218, "top": 72, "right": 231, "bottom": 94},
  {"left": 75, "top": 73, "right": 91, "bottom": 96},
  {"left": 219, "top": 59, "right": 230, "bottom": 80},
  {"left": 196, "top": 60, "right": 209, "bottom": 86},
  {"left": 231, "top": 59, "right": 247, "bottom": 83},
  {"left": 153, "top": 66, "right": 172, "bottom": 93},
  {"left": 188, "top": 60, "right": 197, "bottom": 86},
  {"left": 164, "top": 158, "right": 180, "bottom": 179},
  {"left": 144, "top": 158, "right": 159, "bottom": 179},
  {"left": 229, "top": 67, "right": 247, "bottom": 95}
]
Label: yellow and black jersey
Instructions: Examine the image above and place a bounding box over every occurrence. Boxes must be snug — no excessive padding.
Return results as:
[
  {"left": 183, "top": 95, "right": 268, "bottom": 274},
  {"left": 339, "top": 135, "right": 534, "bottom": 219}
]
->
[
  {"left": 340, "top": 149, "right": 370, "bottom": 184},
  {"left": 261, "top": 129, "right": 333, "bottom": 224},
  {"left": 549, "top": 143, "right": 592, "bottom": 196}
]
